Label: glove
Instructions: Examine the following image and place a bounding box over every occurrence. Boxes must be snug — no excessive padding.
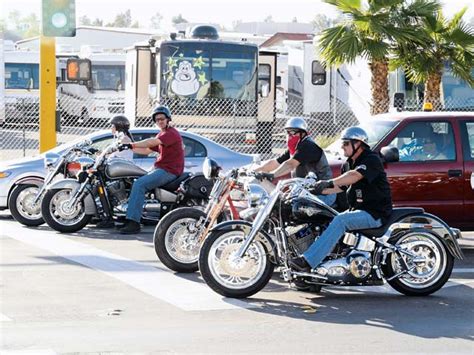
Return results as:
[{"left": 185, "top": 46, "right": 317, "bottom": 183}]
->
[
  {"left": 87, "top": 147, "right": 99, "bottom": 155},
  {"left": 311, "top": 180, "right": 334, "bottom": 195},
  {"left": 254, "top": 172, "right": 275, "bottom": 182},
  {"left": 118, "top": 143, "right": 133, "bottom": 151}
]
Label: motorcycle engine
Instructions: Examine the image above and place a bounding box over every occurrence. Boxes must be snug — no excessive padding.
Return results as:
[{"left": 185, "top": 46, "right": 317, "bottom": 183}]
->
[
  {"left": 317, "top": 250, "right": 372, "bottom": 283},
  {"left": 107, "top": 180, "right": 128, "bottom": 206},
  {"left": 287, "top": 224, "right": 320, "bottom": 255}
]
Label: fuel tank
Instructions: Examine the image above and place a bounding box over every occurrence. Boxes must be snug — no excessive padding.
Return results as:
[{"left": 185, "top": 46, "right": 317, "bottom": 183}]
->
[
  {"left": 290, "top": 195, "right": 337, "bottom": 224},
  {"left": 106, "top": 159, "right": 147, "bottom": 179}
]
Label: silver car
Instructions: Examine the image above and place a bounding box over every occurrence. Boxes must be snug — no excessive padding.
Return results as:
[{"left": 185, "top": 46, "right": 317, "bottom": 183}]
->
[{"left": 0, "top": 128, "right": 257, "bottom": 211}]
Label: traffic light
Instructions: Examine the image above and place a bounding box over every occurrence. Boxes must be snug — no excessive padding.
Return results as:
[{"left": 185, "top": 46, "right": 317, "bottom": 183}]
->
[{"left": 42, "top": 0, "right": 76, "bottom": 37}]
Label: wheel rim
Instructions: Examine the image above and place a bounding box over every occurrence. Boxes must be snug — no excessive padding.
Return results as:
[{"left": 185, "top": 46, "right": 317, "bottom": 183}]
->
[
  {"left": 48, "top": 190, "right": 86, "bottom": 226},
  {"left": 164, "top": 217, "right": 203, "bottom": 264},
  {"left": 207, "top": 231, "right": 267, "bottom": 290},
  {"left": 391, "top": 232, "right": 447, "bottom": 289},
  {"left": 16, "top": 187, "right": 42, "bottom": 220}
]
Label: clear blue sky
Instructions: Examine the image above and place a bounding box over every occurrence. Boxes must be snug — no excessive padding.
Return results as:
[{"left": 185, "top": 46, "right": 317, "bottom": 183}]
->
[{"left": 4, "top": 0, "right": 474, "bottom": 30}]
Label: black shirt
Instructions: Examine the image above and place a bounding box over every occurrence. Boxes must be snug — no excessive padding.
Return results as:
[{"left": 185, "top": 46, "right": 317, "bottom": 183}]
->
[
  {"left": 276, "top": 137, "right": 333, "bottom": 180},
  {"left": 342, "top": 149, "right": 392, "bottom": 222}
]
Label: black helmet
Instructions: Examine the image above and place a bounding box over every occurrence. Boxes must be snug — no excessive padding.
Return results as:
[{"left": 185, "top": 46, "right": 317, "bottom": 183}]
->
[
  {"left": 110, "top": 115, "right": 130, "bottom": 132},
  {"left": 152, "top": 105, "right": 172, "bottom": 122}
]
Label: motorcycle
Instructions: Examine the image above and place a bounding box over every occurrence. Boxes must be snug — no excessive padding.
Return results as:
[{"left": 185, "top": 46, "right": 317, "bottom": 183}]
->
[
  {"left": 8, "top": 142, "right": 96, "bottom": 226},
  {"left": 199, "top": 175, "right": 464, "bottom": 298},
  {"left": 153, "top": 158, "right": 274, "bottom": 273},
  {"left": 41, "top": 139, "right": 213, "bottom": 233}
]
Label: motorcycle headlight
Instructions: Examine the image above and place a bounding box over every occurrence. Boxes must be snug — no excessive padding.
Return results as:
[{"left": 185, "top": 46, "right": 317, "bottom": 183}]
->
[
  {"left": 202, "top": 158, "right": 221, "bottom": 180},
  {"left": 44, "top": 152, "right": 61, "bottom": 169},
  {"left": 246, "top": 183, "right": 269, "bottom": 207}
]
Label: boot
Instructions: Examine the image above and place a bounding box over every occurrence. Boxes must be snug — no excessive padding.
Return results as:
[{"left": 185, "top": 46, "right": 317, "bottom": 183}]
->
[
  {"left": 118, "top": 220, "right": 141, "bottom": 234},
  {"left": 95, "top": 219, "right": 115, "bottom": 229},
  {"left": 289, "top": 256, "right": 311, "bottom": 272}
]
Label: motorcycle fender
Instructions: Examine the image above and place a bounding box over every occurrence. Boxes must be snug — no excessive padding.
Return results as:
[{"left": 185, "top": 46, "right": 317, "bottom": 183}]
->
[
  {"left": 45, "top": 178, "right": 97, "bottom": 215},
  {"left": 210, "top": 220, "right": 277, "bottom": 261},
  {"left": 391, "top": 213, "right": 464, "bottom": 260},
  {"left": 14, "top": 176, "right": 44, "bottom": 187}
]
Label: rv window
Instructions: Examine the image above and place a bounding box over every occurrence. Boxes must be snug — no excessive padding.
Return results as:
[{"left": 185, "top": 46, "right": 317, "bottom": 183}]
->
[
  {"left": 258, "top": 64, "right": 271, "bottom": 97},
  {"left": 311, "top": 60, "right": 326, "bottom": 85},
  {"left": 5, "top": 63, "right": 39, "bottom": 89}
]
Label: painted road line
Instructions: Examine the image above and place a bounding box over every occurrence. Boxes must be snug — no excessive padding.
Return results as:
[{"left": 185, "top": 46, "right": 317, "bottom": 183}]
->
[
  {"left": 452, "top": 268, "right": 474, "bottom": 273},
  {"left": 0, "top": 313, "right": 13, "bottom": 322},
  {"left": 2, "top": 224, "right": 252, "bottom": 312},
  {"left": 0, "top": 350, "right": 57, "bottom": 355}
]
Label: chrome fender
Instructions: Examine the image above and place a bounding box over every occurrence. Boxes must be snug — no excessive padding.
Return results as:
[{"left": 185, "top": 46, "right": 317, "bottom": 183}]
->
[
  {"left": 389, "top": 213, "right": 464, "bottom": 260},
  {"left": 45, "top": 178, "right": 97, "bottom": 215},
  {"left": 209, "top": 220, "right": 277, "bottom": 262}
]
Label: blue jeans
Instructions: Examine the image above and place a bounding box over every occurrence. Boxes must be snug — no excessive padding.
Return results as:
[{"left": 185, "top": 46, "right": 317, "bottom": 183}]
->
[
  {"left": 317, "top": 193, "right": 336, "bottom": 207},
  {"left": 126, "top": 168, "right": 178, "bottom": 223},
  {"left": 303, "top": 210, "right": 382, "bottom": 268}
]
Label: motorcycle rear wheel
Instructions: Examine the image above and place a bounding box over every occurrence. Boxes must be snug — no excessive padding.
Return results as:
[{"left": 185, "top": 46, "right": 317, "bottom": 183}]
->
[
  {"left": 42, "top": 189, "right": 92, "bottom": 233},
  {"left": 199, "top": 226, "right": 274, "bottom": 298},
  {"left": 383, "top": 229, "right": 454, "bottom": 296}
]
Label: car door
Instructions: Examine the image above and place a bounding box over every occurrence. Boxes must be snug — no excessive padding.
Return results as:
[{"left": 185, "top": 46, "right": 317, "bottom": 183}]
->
[
  {"left": 459, "top": 119, "right": 474, "bottom": 228},
  {"left": 379, "top": 117, "right": 464, "bottom": 226}
]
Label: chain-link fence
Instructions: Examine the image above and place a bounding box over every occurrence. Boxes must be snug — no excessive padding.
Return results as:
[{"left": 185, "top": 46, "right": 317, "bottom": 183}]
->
[{"left": 1, "top": 94, "right": 473, "bottom": 161}]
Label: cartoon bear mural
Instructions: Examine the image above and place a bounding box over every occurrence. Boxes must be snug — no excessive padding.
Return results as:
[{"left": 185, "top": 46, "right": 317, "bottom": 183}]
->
[{"left": 171, "top": 61, "right": 200, "bottom": 96}]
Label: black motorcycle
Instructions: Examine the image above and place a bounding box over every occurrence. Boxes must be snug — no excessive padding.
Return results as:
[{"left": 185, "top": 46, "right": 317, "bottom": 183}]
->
[
  {"left": 41, "top": 140, "right": 212, "bottom": 233},
  {"left": 199, "top": 175, "right": 464, "bottom": 298}
]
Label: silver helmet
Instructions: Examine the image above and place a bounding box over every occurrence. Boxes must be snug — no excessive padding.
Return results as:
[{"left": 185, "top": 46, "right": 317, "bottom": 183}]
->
[
  {"left": 284, "top": 117, "right": 308, "bottom": 132},
  {"left": 341, "top": 126, "right": 369, "bottom": 147}
]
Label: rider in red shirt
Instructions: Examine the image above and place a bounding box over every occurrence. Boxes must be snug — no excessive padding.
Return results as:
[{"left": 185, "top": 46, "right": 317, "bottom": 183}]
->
[{"left": 118, "top": 105, "right": 184, "bottom": 234}]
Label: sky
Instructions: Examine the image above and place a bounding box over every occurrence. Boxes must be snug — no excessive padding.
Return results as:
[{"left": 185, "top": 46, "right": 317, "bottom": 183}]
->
[{"left": 3, "top": 0, "right": 474, "bottom": 30}]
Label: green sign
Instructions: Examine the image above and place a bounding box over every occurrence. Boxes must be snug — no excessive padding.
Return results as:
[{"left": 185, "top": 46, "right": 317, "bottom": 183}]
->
[{"left": 42, "top": 0, "right": 76, "bottom": 37}]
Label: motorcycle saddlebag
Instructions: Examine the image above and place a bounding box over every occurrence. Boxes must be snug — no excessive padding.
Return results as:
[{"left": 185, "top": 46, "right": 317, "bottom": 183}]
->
[{"left": 182, "top": 173, "right": 214, "bottom": 199}]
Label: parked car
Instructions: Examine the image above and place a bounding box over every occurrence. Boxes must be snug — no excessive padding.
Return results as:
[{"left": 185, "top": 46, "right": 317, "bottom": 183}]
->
[
  {"left": 0, "top": 128, "right": 257, "bottom": 213},
  {"left": 326, "top": 111, "right": 474, "bottom": 230}
]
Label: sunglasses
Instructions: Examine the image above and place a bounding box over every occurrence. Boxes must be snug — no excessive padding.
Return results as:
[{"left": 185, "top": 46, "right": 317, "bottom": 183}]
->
[{"left": 286, "top": 130, "right": 299, "bottom": 136}]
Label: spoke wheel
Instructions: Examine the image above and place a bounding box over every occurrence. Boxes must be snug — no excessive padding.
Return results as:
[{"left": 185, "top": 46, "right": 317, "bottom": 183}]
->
[{"left": 9, "top": 184, "right": 44, "bottom": 226}]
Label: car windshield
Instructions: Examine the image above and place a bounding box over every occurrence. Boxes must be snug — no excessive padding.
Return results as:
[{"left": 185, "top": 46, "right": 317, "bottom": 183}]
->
[{"left": 325, "top": 120, "right": 398, "bottom": 157}]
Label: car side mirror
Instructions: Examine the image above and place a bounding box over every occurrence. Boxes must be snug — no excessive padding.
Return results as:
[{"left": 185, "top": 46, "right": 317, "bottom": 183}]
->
[{"left": 380, "top": 146, "right": 399, "bottom": 163}]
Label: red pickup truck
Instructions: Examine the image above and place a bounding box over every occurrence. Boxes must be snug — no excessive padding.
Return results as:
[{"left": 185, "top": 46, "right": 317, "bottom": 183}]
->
[{"left": 326, "top": 112, "right": 474, "bottom": 230}]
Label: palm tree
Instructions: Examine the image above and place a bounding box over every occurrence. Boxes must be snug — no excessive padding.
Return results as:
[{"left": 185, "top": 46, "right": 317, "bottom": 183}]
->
[
  {"left": 391, "top": 8, "right": 474, "bottom": 110},
  {"left": 319, "top": 0, "right": 440, "bottom": 115}
]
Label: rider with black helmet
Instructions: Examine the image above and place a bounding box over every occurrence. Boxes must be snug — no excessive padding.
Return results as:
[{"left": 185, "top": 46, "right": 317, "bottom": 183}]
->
[
  {"left": 254, "top": 117, "right": 335, "bottom": 206},
  {"left": 117, "top": 105, "right": 184, "bottom": 234},
  {"left": 109, "top": 115, "right": 134, "bottom": 160},
  {"left": 289, "top": 126, "right": 393, "bottom": 272}
]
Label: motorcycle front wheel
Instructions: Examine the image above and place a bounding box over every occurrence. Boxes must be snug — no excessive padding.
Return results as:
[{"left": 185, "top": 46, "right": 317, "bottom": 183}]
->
[
  {"left": 199, "top": 225, "right": 274, "bottom": 298},
  {"left": 154, "top": 207, "right": 207, "bottom": 273},
  {"left": 382, "top": 229, "right": 454, "bottom": 296},
  {"left": 9, "top": 184, "right": 45, "bottom": 226},
  {"left": 41, "top": 189, "right": 92, "bottom": 233}
]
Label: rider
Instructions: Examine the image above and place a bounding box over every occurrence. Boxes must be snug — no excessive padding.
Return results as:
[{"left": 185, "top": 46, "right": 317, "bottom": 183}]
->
[
  {"left": 118, "top": 105, "right": 184, "bottom": 234},
  {"left": 290, "top": 126, "right": 393, "bottom": 272},
  {"left": 254, "top": 117, "right": 335, "bottom": 206},
  {"left": 109, "top": 115, "right": 134, "bottom": 161}
]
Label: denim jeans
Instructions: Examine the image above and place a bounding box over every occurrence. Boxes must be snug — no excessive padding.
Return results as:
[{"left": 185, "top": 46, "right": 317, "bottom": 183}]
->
[
  {"left": 316, "top": 193, "right": 336, "bottom": 208},
  {"left": 303, "top": 209, "right": 382, "bottom": 268},
  {"left": 126, "top": 168, "right": 178, "bottom": 223}
]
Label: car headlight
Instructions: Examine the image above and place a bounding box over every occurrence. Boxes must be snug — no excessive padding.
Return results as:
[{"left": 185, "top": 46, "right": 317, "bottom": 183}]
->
[
  {"left": 246, "top": 183, "right": 269, "bottom": 207},
  {"left": 202, "top": 158, "right": 221, "bottom": 180},
  {"left": 0, "top": 171, "right": 12, "bottom": 178}
]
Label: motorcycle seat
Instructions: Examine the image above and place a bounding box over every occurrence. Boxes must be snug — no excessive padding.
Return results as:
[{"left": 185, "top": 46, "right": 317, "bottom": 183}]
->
[
  {"left": 161, "top": 172, "right": 192, "bottom": 192},
  {"left": 354, "top": 207, "right": 425, "bottom": 238}
]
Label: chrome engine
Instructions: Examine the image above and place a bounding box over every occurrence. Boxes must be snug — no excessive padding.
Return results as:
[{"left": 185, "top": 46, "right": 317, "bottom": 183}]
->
[{"left": 107, "top": 180, "right": 128, "bottom": 206}]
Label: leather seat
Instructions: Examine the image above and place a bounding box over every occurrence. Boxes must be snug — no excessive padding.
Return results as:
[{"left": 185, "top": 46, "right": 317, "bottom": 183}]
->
[
  {"left": 161, "top": 172, "right": 192, "bottom": 192},
  {"left": 355, "top": 207, "right": 425, "bottom": 238}
]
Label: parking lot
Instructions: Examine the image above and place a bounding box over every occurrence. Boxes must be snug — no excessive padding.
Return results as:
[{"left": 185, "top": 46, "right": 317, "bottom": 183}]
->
[{"left": 1, "top": 211, "right": 473, "bottom": 354}]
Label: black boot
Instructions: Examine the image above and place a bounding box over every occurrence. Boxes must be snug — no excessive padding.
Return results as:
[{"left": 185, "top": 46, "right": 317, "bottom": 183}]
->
[
  {"left": 95, "top": 219, "right": 115, "bottom": 229},
  {"left": 118, "top": 220, "right": 141, "bottom": 234},
  {"left": 289, "top": 256, "right": 311, "bottom": 272}
]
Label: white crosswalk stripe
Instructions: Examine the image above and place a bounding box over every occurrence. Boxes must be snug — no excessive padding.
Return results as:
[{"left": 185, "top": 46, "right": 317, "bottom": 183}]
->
[
  {"left": 2, "top": 224, "right": 253, "bottom": 311},
  {"left": 0, "top": 313, "right": 13, "bottom": 322}
]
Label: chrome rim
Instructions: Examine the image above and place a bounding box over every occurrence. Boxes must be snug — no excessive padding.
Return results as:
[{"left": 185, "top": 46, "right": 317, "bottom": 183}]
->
[
  {"left": 391, "top": 232, "right": 447, "bottom": 289},
  {"left": 49, "top": 190, "right": 86, "bottom": 226},
  {"left": 164, "top": 217, "right": 203, "bottom": 264},
  {"left": 207, "top": 231, "right": 267, "bottom": 290},
  {"left": 16, "top": 186, "right": 42, "bottom": 220}
]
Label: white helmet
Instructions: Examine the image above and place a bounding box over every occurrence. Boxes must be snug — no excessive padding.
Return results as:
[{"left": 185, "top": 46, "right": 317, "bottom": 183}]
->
[
  {"left": 284, "top": 117, "right": 308, "bottom": 132},
  {"left": 341, "top": 126, "right": 369, "bottom": 147}
]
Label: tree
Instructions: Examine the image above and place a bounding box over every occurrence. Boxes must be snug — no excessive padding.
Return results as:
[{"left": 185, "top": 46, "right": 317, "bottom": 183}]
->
[
  {"left": 150, "top": 12, "right": 163, "bottom": 29},
  {"left": 319, "top": 0, "right": 440, "bottom": 115},
  {"left": 7, "top": 10, "right": 39, "bottom": 39},
  {"left": 172, "top": 14, "right": 188, "bottom": 25},
  {"left": 107, "top": 9, "right": 133, "bottom": 28},
  {"left": 391, "top": 8, "right": 474, "bottom": 109},
  {"left": 92, "top": 18, "right": 104, "bottom": 27},
  {"left": 263, "top": 15, "right": 273, "bottom": 23},
  {"left": 311, "top": 14, "right": 344, "bottom": 34},
  {"left": 79, "top": 15, "right": 92, "bottom": 26},
  {"left": 292, "top": 17, "right": 298, "bottom": 23}
]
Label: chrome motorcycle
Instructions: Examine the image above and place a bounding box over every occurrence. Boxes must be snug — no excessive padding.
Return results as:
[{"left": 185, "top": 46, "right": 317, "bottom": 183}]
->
[
  {"left": 8, "top": 142, "right": 96, "bottom": 226},
  {"left": 199, "top": 176, "right": 463, "bottom": 298},
  {"left": 153, "top": 158, "right": 274, "bottom": 273},
  {"left": 41, "top": 140, "right": 212, "bottom": 233}
]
